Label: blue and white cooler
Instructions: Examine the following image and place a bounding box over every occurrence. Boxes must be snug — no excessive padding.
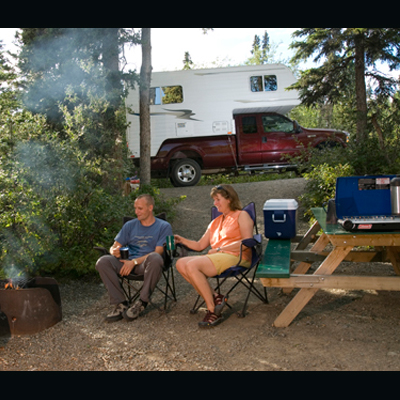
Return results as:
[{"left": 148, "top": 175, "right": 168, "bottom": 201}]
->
[{"left": 263, "top": 199, "right": 298, "bottom": 239}]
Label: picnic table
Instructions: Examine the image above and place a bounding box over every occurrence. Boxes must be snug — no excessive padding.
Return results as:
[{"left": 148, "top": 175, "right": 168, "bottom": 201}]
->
[{"left": 256, "top": 207, "right": 400, "bottom": 328}]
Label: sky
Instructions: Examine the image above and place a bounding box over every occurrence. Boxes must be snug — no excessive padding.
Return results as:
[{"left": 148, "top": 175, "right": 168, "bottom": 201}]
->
[{"left": 0, "top": 28, "right": 302, "bottom": 72}]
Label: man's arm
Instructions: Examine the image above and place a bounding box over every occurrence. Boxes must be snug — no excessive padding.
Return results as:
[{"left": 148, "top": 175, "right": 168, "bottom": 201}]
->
[{"left": 119, "top": 245, "right": 164, "bottom": 276}]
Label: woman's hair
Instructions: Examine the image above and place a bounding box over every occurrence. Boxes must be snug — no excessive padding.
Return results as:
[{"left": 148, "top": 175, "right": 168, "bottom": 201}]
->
[{"left": 210, "top": 184, "right": 242, "bottom": 211}]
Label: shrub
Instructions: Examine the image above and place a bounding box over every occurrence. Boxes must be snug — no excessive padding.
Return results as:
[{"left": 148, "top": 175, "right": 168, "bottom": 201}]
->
[{"left": 300, "top": 163, "right": 355, "bottom": 218}]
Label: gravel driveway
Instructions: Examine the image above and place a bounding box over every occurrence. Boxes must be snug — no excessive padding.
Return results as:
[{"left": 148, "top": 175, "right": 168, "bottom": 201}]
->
[{"left": 1, "top": 178, "right": 400, "bottom": 371}]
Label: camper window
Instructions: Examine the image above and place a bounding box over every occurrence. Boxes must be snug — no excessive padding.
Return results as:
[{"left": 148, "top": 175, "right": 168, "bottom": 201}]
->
[
  {"left": 250, "top": 75, "right": 277, "bottom": 92},
  {"left": 150, "top": 86, "right": 183, "bottom": 105}
]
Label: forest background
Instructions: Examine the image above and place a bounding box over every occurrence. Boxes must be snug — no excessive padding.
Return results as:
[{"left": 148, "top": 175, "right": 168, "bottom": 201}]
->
[{"left": 0, "top": 28, "right": 400, "bottom": 279}]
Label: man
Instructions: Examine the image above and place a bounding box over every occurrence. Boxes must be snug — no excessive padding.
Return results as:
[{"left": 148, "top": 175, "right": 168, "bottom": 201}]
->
[{"left": 96, "top": 194, "right": 173, "bottom": 322}]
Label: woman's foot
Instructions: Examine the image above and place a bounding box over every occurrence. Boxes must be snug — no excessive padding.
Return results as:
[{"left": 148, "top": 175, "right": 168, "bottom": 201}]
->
[
  {"left": 213, "top": 293, "right": 228, "bottom": 316},
  {"left": 198, "top": 310, "right": 223, "bottom": 327}
]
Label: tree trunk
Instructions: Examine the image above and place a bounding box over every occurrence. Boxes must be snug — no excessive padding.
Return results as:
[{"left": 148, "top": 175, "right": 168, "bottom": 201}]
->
[
  {"left": 354, "top": 33, "right": 368, "bottom": 145},
  {"left": 101, "top": 28, "right": 124, "bottom": 193},
  {"left": 139, "top": 28, "right": 152, "bottom": 186}
]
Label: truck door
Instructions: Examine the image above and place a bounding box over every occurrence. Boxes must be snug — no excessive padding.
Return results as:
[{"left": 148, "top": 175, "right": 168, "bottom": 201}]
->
[
  {"left": 259, "top": 113, "right": 300, "bottom": 163},
  {"left": 235, "top": 115, "right": 263, "bottom": 165}
]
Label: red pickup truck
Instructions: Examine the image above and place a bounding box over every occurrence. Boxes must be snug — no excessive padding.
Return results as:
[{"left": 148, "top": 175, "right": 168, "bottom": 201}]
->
[{"left": 148, "top": 112, "right": 348, "bottom": 187}]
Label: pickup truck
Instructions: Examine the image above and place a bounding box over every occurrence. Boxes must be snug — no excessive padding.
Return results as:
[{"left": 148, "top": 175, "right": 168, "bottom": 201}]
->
[{"left": 147, "top": 111, "right": 348, "bottom": 187}]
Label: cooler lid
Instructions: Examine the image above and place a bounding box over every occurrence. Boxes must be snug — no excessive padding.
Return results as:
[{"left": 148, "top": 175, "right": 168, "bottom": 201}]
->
[{"left": 263, "top": 199, "right": 298, "bottom": 210}]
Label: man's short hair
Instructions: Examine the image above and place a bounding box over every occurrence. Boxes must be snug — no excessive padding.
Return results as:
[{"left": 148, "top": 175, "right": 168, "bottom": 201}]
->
[{"left": 135, "top": 194, "right": 155, "bottom": 208}]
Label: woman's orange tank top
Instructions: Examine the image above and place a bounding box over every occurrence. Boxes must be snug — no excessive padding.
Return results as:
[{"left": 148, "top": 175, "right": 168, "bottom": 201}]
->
[{"left": 208, "top": 210, "right": 251, "bottom": 261}]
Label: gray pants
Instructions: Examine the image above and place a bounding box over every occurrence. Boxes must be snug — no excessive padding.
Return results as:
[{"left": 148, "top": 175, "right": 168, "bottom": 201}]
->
[{"left": 95, "top": 253, "right": 164, "bottom": 305}]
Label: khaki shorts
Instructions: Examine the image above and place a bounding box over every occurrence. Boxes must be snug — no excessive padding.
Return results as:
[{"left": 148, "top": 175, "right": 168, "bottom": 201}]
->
[{"left": 206, "top": 253, "right": 251, "bottom": 275}]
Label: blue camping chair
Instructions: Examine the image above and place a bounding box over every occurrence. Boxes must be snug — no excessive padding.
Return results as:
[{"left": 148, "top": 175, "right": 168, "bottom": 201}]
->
[{"left": 190, "top": 202, "right": 268, "bottom": 318}]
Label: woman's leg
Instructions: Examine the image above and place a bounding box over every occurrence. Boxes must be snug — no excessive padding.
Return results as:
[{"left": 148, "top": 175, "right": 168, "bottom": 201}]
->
[{"left": 176, "top": 256, "right": 218, "bottom": 313}]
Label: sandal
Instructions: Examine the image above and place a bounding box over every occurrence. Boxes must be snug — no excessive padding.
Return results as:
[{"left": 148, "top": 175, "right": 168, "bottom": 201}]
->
[
  {"left": 198, "top": 310, "right": 223, "bottom": 327},
  {"left": 214, "top": 293, "right": 228, "bottom": 316}
]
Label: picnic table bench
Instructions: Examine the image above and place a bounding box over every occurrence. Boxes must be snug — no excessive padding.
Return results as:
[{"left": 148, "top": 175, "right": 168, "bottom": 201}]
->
[{"left": 256, "top": 239, "right": 291, "bottom": 278}]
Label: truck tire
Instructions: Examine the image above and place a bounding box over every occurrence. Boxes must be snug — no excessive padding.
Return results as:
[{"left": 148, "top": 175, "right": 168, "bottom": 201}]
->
[{"left": 170, "top": 158, "right": 201, "bottom": 187}]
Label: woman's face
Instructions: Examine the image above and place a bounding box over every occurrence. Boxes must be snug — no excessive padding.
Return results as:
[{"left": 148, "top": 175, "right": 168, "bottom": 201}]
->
[{"left": 213, "top": 193, "right": 231, "bottom": 214}]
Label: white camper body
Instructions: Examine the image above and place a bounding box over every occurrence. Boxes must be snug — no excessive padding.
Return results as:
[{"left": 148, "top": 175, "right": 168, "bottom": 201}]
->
[{"left": 126, "top": 64, "right": 299, "bottom": 158}]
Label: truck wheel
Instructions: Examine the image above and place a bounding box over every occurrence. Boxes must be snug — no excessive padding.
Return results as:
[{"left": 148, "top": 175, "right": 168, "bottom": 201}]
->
[{"left": 170, "top": 159, "right": 201, "bottom": 187}]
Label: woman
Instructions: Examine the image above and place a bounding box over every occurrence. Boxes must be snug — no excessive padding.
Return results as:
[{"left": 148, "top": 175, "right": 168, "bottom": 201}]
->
[{"left": 175, "top": 184, "right": 254, "bottom": 327}]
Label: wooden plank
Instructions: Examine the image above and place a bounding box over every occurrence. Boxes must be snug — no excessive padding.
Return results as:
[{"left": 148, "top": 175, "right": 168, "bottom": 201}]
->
[
  {"left": 283, "top": 233, "right": 330, "bottom": 294},
  {"left": 261, "top": 275, "right": 400, "bottom": 291},
  {"left": 293, "top": 221, "right": 321, "bottom": 250},
  {"left": 273, "top": 246, "right": 353, "bottom": 328},
  {"left": 291, "top": 250, "right": 384, "bottom": 263},
  {"left": 328, "top": 234, "right": 400, "bottom": 247},
  {"left": 387, "top": 247, "right": 400, "bottom": 276}
]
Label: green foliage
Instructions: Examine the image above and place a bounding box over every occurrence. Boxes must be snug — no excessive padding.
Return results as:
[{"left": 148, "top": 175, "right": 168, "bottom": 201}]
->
[
  {"left": 300, "top": 163, "right": 355, "bottom": 218},
  {"left": 0, "top": 117, "right": 185, "bottom": 278}
]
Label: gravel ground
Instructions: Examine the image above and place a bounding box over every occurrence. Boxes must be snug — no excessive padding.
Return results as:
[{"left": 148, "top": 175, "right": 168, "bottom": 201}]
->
[{"left": 1, "top": 178, "right": 400, "bottom": 371}]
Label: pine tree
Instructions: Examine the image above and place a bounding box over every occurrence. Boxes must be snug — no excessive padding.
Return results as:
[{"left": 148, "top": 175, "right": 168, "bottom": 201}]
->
[{"left": 289, "top": 28, "right": 400, "bottom": 145}]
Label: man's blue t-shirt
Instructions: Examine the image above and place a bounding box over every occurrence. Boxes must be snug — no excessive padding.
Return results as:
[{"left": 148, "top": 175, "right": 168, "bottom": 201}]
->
[{"left": 114, "top": 217, "right": 172, "bottom": 260}]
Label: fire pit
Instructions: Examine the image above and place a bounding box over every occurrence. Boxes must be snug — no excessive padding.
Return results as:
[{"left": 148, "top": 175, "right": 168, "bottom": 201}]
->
[{"left": 0, "top": 277, "right": 62, "bottom": 336}]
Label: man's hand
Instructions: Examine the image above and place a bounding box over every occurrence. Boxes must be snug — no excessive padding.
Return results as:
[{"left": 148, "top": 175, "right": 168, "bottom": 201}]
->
[
  {"left": 110, "top": 242, "right": 122, "bottom": 258},
  {"left": 119, "top": 259, "right": 135, "bottom": 276}
]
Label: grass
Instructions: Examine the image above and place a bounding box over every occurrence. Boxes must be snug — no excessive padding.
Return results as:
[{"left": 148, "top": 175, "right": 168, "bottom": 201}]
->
[{"left": 151, "top": 170, "right": 298, "bottom": 188}]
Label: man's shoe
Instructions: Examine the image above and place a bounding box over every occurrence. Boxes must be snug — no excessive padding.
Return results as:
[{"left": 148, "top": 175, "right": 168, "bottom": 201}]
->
[
  {"left": 123, "top": 300, "right": 146, "bottom": 321},
  {"left": 105, "top": 303, "right": 127, "bottom": 323}
]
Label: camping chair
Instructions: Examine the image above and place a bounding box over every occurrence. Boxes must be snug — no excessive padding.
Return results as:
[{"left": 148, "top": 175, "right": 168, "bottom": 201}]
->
[
  {"left": 190, "top": 202, "right": 268, "bottom": 318},
  {"left": 94, "top": 212, "right": 177, "bottom": 311}
]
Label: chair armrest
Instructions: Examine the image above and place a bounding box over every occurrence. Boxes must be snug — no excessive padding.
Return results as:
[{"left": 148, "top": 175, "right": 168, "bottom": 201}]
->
[
  {"left": 242, "top": 234, "right": 262, "bottom": 249},
  {"left": 93, "top": 246, "right": 110, "bottom": 256}
]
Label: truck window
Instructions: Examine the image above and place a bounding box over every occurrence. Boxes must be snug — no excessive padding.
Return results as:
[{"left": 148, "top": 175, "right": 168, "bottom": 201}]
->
[
  {"left": 250, "top": 75, "right": 277, "bottom": 92},
  {"left": 262, "top": 114, "right": 293, "bottom": 133},
  {"left": 150, "top": 86, "right": 183, "bottom": 105},
  {"left": 242, "top": 116, "right": 258, "bottom": 134}
]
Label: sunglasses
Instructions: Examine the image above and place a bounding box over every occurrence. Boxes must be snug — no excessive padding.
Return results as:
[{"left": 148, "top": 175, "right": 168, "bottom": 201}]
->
[{"left": 215, "top": 185, "right": 229, "bottom": 196}]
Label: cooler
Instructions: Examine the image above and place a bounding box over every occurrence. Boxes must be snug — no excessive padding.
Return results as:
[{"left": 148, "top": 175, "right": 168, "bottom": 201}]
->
[{"left": 263, "top": 199, "right": 298, "bottom": 239}]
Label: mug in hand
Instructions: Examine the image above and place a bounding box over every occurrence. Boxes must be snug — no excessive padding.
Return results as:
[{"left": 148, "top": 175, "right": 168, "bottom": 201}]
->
[{"left": 120, "top": 247, "right": 130, "bottom": 260}]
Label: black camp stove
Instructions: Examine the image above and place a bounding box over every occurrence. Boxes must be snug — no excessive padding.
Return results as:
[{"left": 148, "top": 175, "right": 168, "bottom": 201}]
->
[{"left": 338, "top": 215, "right": 400, "bottom": 232}]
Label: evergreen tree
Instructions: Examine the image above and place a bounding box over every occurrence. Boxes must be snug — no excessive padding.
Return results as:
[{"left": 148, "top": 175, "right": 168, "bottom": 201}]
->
[
  {"left": 183, "top": 51, "right": 193, "bottom": 70},
  {"left": 247, "top": 30, "right": 277, "bottom": 65},
  {"left": 289, "top": 28, "right": 400, "bottom": 145}
]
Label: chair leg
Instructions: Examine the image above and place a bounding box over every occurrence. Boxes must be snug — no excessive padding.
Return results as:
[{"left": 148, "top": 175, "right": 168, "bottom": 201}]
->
[
  {"left": 162, "top": 268, "right": 177, "bottom": 310},
  {"left": 237, "top": 268, "right": 266, "bottom": 317}
]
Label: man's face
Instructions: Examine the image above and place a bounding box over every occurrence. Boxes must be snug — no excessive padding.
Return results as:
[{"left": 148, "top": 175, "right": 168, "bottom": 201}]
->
[{"left": 134, "top": 197, "right": 153, "bottom": 221}]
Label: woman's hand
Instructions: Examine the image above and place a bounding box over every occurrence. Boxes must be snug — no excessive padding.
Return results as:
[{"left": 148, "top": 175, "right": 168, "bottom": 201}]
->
[{"left": 174, "top": 234, "right": 184, "bottom": 244}]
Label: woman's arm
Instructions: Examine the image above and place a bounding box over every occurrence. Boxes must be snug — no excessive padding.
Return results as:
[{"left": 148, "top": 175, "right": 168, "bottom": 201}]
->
[{"left": 174, "top": 230, "right": 211, "bottom": 252}]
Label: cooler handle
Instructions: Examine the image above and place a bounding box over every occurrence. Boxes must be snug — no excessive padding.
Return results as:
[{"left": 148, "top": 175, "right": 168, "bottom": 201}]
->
[{"left": 272, "top": 212, "right": 286, "bottom": 223}]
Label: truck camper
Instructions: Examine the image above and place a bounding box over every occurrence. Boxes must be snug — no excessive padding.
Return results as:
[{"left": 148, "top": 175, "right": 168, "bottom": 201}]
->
[{"left": 126, "top": 64, "right": 347, "bottom": 187}]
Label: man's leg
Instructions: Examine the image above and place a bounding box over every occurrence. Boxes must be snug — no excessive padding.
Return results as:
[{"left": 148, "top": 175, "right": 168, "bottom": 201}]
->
[
  {"left": 96, "top": 255, "right": 128, "bottom": 322},
  {"left": 96, "top": 255, "right": 126, "bottom": 305},
  {"left": 123, "top": 252, "right": 163, "bottom": 321}
]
